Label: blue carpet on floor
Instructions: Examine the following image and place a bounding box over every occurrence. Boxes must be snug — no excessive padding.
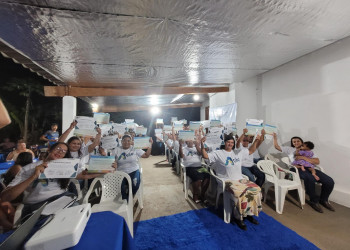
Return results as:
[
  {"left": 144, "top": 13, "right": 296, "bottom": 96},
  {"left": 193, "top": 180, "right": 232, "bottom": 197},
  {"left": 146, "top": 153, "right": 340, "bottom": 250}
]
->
[{"left": 134, "top": 208, "right": 319, "bottom": 250}]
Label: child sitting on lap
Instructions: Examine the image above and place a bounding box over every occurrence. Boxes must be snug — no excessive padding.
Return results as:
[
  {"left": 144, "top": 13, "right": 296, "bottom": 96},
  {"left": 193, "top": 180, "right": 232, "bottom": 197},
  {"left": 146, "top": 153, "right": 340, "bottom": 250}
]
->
[{"left": 292, "top": 141, "right": 319, "bottom": 180}]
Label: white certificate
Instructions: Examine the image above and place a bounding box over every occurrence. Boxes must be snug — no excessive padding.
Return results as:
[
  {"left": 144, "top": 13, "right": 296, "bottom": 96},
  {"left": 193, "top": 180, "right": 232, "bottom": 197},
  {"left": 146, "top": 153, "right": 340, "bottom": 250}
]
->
[
  {"left": 189, "top": 121, "right": 201, "bottom": 131},
  {"left": 136, "top": 126, "right": 147, "bottom": 135},
  {"left": 101, "top": 135, "right": 118, "bottom": 150},
  {"left": 210, "top": 120, "right": 221, "bottom": 127},
  {"left": 224, "top": 125, "right": 237, "bottom": 136},
  {"left": 201, "top": 120, "right": 210, "bottom": 129},
  {"left": 99, "top": 124, "right": 113, "bottom": 136},
  {"left": 178, "top": 130, "right": 195, "bottom": 141},
  {"left": 173, "top": 123, "right": 183, "bottom": 132},
  {"left": 125, "top": 119, "right": 134, "bottom": 123},
  {"left": 94, "top": 113, "right": 110, "bottom": 124},
  {"left": 134, "top": 137, "right": 151, "bottom": 149},
  {"left": 246, "top": 119, "right": 263, "bottom": 136},
  {"left": 111, "top": 123, "right": 127, "bottom": 134},
  {"left": 87, "top": 156, "right": 115, "bottom": 173},
  {"left": 39, "top": 158, "right": 80, "bottom": 179},
  {"left": 205, "top": 133, "right": 223, "bottom": 150},
  {"left": 125, "top": 122, "right": 136, "bottom": 130},
  {"left": 264, "top": 124, "right": 278, "bottom": 135},
  {"left": 163, "top": 125, "right": 172, "bottom": 131},
  {"left": 156, "top": 118, "right": 163, "bottom": 124},
  {"left": 74, "top": 129, "right": 97, "bottom": 137},
  {"left": 75, "top": 116, "right": 96, "bottom": 130},
  {"left": 171, "top": 117, "right": 178, "bottom": 122}
]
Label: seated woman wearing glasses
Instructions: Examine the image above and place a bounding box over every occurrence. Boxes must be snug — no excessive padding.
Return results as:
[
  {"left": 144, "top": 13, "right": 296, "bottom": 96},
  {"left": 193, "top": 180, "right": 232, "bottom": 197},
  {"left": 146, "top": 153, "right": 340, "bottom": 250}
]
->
[
  {"left": 201, "top": 133, "right": 262, "bottom": 231},
  {"left": 0, "top": 142, "right": 93, "bottom": 218}
]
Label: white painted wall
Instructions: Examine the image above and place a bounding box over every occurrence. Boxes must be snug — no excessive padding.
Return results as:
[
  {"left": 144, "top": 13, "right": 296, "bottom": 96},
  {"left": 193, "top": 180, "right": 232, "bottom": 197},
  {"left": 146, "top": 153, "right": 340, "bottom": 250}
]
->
[
  {"left": 258, "top": 37, "right": 350, "bottom": 207},
  {"left": 205, "top": 37, "right": 350, "bottom": 207},
  {"left": 62, "top": 96, "right": 76, "bottom": 142},
  {"left": 200, "top": 99, "right": 209, "bottom": 121}
]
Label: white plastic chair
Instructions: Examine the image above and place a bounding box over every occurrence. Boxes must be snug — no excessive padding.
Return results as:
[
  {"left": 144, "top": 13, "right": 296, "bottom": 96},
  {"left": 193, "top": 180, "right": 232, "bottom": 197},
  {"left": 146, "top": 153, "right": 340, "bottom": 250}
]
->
[
  {"left": 257, "top": 160, "right": 304, "bottom": 214},
  {"left": 182, "top": 162, "right": 192, "bottom": 200},
  {"left": 265, "top": 153, "right": 286, "bottom": 179},
  {"left": 82, "top": 171, "right": 134, "bottom": 236},
  {"left": 281, "top": 157, "right": 324, "bottom": 205},
  {"left": 134, "top": 160, "right": 143, "bottom": 209}
]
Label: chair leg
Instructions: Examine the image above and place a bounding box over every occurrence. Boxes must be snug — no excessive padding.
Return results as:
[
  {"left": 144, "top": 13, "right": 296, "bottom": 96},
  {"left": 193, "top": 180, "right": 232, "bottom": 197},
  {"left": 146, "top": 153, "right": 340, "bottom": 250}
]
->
[
  {"left": 277, "top": 186, "right": 287, "bottom": 214},
  {"left": 215, "top": 191, "right": 221, "bottom": 209},
  {"left": 223, "top": 191, "right": 232, "bottom": 223},
  {"left": 274, "top": 185, "right": 280, "bottom": 214},
  {"left": 297, "top": 186, "right": 304, "bottom": 208},
  {"left": 139, "top": 183, "right": 144, "bottom": 209}
]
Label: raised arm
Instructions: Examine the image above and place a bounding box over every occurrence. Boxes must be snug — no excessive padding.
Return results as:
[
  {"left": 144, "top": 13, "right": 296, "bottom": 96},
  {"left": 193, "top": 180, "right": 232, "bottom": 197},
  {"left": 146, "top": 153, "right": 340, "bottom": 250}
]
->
[
  {"left": 87, "top": 127, "right": 102, "bottom": 153},
  {"left": 248, "top": 134, "right": 261, "bottom": 155},
  {"left": 201, "top": 137, "right": 209, "bottom": 159},
  {"left": 178, "top": 139, "right": 184, "bottom": 158},
  {"left": 58, "top": 120, "right": 77, "bottom": 142},
  {"left": 236, "top": 128, "right": 248, "bottom": 148},
  {"left": 256, "top": 129, "right": 265, "bottom": 148},
  {"left": 273, "top": 133, "right": 282, "bottom": 152},
  {"left": 141, "top": 137, "right": 153, "bottom": 158}
]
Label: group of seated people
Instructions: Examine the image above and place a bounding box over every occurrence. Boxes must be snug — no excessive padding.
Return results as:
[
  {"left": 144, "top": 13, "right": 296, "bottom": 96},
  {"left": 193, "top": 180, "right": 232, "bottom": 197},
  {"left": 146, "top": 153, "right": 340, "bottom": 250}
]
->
[
  {"left": 0, "top": 120, "right": 152, "bottom": 234},
  {"left": 159, "top": 124, "right": 336, "bottom": 230},
  {"left": 0, "top": 119, "right": 336, "bottom": 236}
]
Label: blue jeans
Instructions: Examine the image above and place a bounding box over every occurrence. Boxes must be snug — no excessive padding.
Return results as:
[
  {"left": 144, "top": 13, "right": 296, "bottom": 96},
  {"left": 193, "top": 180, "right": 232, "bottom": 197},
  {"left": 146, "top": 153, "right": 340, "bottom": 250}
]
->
[
  {"left": 121, "top": 170, "right": 141, "bottom": 200},
  {"left": 293, "top": 168, "right": 334, "bottom": 203},
  {"left": 242, "top": 165, "right": 265, "bottom": 187}
]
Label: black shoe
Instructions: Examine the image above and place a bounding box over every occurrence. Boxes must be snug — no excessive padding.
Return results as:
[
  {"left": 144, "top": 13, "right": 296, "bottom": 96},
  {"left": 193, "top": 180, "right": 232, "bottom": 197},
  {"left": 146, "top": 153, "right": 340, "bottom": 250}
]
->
[
  {"left": 246, "top": 215, "right": 259, "bottom": 225},
  {"left": 320, "top": 201, "right": 335, "bottom": 212},
  {"left": 310, "top": 202, "right": 323, "bottom": 213},
  {"left": 234, "top": 219, "right": 247, "bottom": 231}
]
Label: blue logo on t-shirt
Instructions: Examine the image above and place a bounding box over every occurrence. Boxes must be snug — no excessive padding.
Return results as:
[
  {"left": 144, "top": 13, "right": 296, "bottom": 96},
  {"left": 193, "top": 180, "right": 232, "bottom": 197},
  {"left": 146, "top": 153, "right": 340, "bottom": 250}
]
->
[
  {"left": 118, "top": 152, "right": 134, "bottom": 161},
  {"left": 187, "top": 151, "right": 195, "bottom": 156},
  {"left": 225, "top": 157, "right": 240, "bottom": 166}
]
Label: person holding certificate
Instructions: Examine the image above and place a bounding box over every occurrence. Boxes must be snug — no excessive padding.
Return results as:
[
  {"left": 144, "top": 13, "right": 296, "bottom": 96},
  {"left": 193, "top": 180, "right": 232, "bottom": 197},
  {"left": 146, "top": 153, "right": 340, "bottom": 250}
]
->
[
  {"left": 1, "top": 142, "right": 74, "bottom": 218},
  {"left": 111, "top": 134, "right": 152, "bottom": 200},
  {"left": 201, "top": 133, "right": 262, "bottom": 231}
]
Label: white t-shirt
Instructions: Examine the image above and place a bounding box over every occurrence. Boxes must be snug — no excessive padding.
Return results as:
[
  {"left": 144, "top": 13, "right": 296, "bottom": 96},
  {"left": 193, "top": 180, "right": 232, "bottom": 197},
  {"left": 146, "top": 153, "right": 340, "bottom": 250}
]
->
[
  {"left": 281, "top": 146, "right": 318, "bottom": 163},
  {"left": 182, "top": 146, "right": 202, "bottom": 168},
  {"left": 112, "top": 146, "right": 145, "bottom": 174},
  {"left": 236, "top": 144, "right": 255, "bottom": 167},
  {"left": 208, "top": 148, "right": 249, "bottom": 181},
  {"left": 166, "top": 139, "right": 174, "bottom": 148},
  {"left": 70, "top": 145, "right": 90, "bottom": 170},
  {"left": 173, "top": 140, "right": 180, "bottom": 154},
  {"left": 8, "top": 161, "right": 65, "bottom": 204}
]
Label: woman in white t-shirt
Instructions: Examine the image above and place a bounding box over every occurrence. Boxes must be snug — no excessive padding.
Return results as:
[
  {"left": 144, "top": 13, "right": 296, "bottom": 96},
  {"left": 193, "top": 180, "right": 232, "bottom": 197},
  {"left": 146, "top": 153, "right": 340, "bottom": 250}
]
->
[
  {"left": 1, "top": 143, "right": 74, "bottom": 218},
  {"left": 201, "top": 134, "right": 262, "bottom": 230},
  {"left": 112, "top": 134, "right": 153, "bottom": 200},
  {"left": 179, "top": 139, "right": 209, "bottom": 203},
  {"left": 273, "top": 133, "right": 335, "bottom": 213}
]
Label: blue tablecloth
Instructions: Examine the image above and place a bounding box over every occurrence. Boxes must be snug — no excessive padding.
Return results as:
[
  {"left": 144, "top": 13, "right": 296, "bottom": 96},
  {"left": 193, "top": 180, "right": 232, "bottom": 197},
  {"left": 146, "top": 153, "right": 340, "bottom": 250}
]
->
[
  {"left": 70, "top": 211, "right": 135, "bottom": 250},
  {"left": 0, "top": 161, "right": 14, "bottom": 174}
]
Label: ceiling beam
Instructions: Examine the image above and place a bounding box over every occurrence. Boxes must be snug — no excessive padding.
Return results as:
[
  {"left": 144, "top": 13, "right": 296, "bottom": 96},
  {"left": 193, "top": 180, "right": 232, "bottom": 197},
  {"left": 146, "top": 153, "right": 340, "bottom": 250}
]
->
[
  {"left": 100, "top": 103, "right": 202, "bottom": 112},
  {"left": 44, "top": 86, "right": 229, "bottom": 97}
]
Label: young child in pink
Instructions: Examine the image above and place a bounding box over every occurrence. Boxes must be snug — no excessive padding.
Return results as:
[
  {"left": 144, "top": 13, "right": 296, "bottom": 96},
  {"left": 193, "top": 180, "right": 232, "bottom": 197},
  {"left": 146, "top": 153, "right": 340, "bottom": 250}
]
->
[{"left": 292, "top": 141, "right": 319, "bottom": 181}]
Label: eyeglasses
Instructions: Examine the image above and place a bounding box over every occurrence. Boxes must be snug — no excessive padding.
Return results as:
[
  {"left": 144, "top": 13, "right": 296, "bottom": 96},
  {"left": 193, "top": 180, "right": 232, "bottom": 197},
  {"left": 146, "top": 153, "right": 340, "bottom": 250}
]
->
[{"left": 54, "top": 147, "right": 67, "bottom": 154}]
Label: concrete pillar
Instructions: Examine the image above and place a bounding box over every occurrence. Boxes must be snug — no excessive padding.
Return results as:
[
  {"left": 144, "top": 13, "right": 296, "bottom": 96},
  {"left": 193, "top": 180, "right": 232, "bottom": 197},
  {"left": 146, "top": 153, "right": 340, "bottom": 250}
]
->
[{"left": 62, "top": 96, "right": 77, "bottom": 142}]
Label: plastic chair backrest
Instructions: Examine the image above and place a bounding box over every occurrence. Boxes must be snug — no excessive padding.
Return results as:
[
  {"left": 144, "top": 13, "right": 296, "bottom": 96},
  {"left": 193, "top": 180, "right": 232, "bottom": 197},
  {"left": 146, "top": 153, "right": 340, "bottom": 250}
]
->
[
  {"left": 100, "top": 171, "right": 127, "bottom": 202},
  {"left": 258, "top": 160, "right": 278, "bottom": 183},
  {"left": 281, "top": 157, "right": 290, "bottom": 165}
]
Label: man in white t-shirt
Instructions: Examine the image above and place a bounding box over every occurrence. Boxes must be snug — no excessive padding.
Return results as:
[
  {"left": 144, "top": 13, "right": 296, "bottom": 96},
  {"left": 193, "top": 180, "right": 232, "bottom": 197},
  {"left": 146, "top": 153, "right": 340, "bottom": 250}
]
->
[{"left": 236, "top": 131, "right": 266, "bottom": 187}]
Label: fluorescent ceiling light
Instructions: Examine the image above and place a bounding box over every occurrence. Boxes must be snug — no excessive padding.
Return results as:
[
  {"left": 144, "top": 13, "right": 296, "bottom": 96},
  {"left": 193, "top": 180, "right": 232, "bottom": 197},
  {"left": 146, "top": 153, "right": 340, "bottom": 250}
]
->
[
  {"left": 193, "top": 94, "right": 200, "bottom": 101},
  {"left": 171, "top": 94, "right": 184, "bottom": 103}
]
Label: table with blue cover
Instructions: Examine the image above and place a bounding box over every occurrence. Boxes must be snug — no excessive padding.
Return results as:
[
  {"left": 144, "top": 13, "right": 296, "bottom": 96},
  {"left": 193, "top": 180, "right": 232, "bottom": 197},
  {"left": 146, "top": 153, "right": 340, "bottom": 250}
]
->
[{"left": 70, "top": 211, "right": 136, "bottom": 250}]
